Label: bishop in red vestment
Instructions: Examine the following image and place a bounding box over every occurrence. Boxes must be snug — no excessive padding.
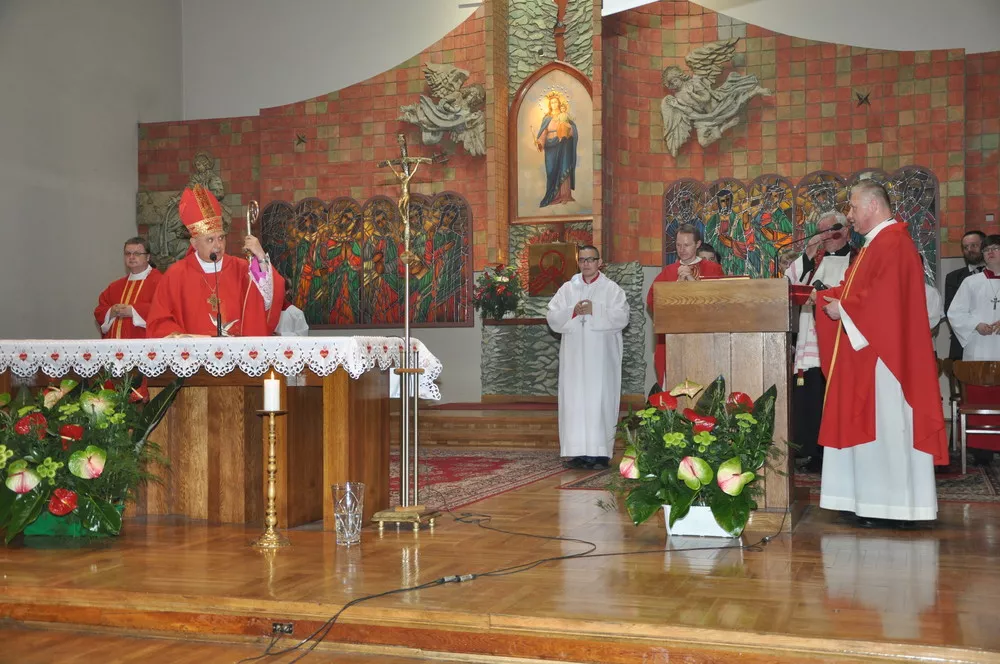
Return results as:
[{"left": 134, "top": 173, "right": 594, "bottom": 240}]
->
[
  {"left": 646, "top": 224, "right": 724, "bottom": 386},
  {"left": 94, "top": 237, "right": 162, "bottom": 339},
  {"left": 815, "top": 180, "right": 946, "bottom": 526},
  {"left": 146, "top": 185, "right": 284, "bottom": 338}
]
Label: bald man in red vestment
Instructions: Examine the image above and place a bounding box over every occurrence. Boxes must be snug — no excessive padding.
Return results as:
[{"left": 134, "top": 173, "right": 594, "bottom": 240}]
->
[
  {"left": 146, "top": 185, "right": 284, "bottom": 337},
  {"left": 94, "top": 237, "right": 162, "bottom": 339},
  {"left": 646, "top": 223, "right": 724, "bottom": 386},
  {"left": 815, "top": 180, "right": 946, "bottom": 528}
]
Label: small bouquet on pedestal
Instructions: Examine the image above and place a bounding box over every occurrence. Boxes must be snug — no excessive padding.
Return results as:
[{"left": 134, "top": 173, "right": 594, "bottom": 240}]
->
[{"left": 473, "top": 264, "right": 522, "bottom": 321}]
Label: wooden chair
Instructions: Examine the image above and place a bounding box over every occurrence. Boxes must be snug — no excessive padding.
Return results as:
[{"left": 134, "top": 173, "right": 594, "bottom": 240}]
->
[
  {"left": 952, "top": 361, "right": 1000, "bottom": 474},
  {"left": 938, "top": 358, "right": 961, "bottom": 453}
]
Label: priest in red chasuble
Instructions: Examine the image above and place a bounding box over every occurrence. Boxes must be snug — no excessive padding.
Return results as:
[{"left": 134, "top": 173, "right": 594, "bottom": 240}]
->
[
  {"left": 94, "top": 236, "right": 163, "bottom": 339},
  {"left": 815, "top": 180, "right": 946, "bottom": 528},
  {"left": 645, "top": 223, "right": 724, "bottom": 386},
  {"left": 146, "top": 185, "right": 284, "bottom": 338}
]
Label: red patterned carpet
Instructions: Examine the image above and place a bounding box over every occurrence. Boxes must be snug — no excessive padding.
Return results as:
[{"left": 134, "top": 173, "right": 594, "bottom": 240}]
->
[{"left": 389, "top": 448, "right": 566, "bottom": 510}]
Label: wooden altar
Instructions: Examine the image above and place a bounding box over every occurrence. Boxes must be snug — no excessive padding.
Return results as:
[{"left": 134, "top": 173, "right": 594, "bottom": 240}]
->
[
  {"left": 0, "top": 337, "right": 441, "bottom": 531},
  {"left": 138, "top": 368, "right": 388, "bottom": 529}
]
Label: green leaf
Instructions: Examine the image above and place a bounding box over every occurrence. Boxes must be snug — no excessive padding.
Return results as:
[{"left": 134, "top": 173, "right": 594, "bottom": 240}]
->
[
  {"left": 0, "top": 486, "right": 15, "bottom": 529},
  {"left": 694, "top": 375, "right": 727, "bottom": 419},
  {"left": 752, "top": 385, "right": 778, "bottom": 441},
  {"left": 77, "top": 496, "right": 122, "bottom": 536},
  {"left": 625, "top": 484, "right": 662, "bottom": 526},
  {"left": 4, "top": 488, "right": 48, "bottom": 544},
  {"left": 133, "top": 377, "right": 184, "bottom": 450},
  {"left": 710, "top": 494, "right": 752, "bottom": 537},
  {"left": 666, "top": 489, "right": 697, "bottom": 528},
  {"left": 0, "top": 393, "right": 10, "bottom": 408}
]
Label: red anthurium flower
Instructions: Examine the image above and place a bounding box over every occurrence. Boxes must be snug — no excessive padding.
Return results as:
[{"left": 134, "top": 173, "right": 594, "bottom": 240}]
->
[
  {"left": 649, "top": 391, "right": 678, "bottom": 411},
  {"left": 726, "top": 392, "right": 754, "bottom": 412},
  {"left": 59, "top": 423, "right": 85, "bottom": 450},
  {"left": 682, "top": 408, "right": 716, "bottom": 433},
  {"left": 102, "top": 379, "right": 116, "bottom": 390},
  {"left": 129, "top": 381, "right": 150, "bottom": 403},
  {"left": 48, "top": 488, "right": 78, "bottom": 516},
  {"left": 14, "top": 412, "right": 48, "bottom": 439}
]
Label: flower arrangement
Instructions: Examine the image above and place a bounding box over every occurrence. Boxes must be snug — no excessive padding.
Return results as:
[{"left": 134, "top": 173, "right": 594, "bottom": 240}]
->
[
  {"left": 613, "top": 376, "right": 779, "bottom": 537},
  {"left": 473, "top": 264, "right": 522, "bottom": 320},
  {"left": 0, "top": 375, "right": 183, "bottom": 544}
]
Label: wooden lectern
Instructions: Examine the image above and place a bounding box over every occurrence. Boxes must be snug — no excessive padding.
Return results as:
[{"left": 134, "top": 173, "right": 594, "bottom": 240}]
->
[{"left": 652, "top": 278, "right": 796, "bottom": 531}]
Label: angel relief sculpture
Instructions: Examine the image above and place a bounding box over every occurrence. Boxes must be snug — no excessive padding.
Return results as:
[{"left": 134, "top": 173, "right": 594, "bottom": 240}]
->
[
  {"left": 399, "top": 63, "right": 486, "bottom": 156},
  {"left": 660, "top": 38, "right": 772, "bottom": 157}
]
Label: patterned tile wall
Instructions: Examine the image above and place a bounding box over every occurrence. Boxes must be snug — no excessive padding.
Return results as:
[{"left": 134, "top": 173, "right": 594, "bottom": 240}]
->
[
  {"left": 604, "top": 0, "right": 973, "bottom": 264},
  {"left": 966, "top": 51, "right": 1000, "bottom": 235}
]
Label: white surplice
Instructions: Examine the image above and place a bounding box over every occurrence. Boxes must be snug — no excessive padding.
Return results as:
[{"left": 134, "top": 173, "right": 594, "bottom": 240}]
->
[
  {"left": 819, "top": 220, "right": 937, "bottom": 521},
  {"left": 946, "top": 272, "right": 1000, "bottom": 360},
  {"left": 785, "top": 253, "right": 851, "bottom": 372},
  {"left": 546, "top": 273, "right": 630, "bottom": 458}
]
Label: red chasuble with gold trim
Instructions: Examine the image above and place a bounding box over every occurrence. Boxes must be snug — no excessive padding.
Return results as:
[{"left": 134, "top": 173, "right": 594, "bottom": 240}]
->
[
  {"left": 645, "top": 259, "right": 725, "bottom": 385},
  {"left": 814, "top": 222, "right": 947, "bottom": 464},
  {"left": 145, "top": 251, "right": 284, "bottom": 338},
  {"left": 94, "top": 269, "right": 163, "bottom": 339}
]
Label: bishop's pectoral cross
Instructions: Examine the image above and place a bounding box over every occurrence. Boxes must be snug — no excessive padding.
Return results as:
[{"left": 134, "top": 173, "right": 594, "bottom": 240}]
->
[
  {"left": 992, "top": 295, "right": 998, "bottom": 311},
  {"left": 208, "top": 292, "right": 221, "bottom": 312}
]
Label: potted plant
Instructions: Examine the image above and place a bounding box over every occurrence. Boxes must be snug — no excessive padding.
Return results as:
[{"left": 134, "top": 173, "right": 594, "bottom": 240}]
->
[
  {"left": 473, "top": 264, "right": 522, "bottom": 321},
  {"left": 612, "top": 376, "right": 780, "bottom": 537},
  {"left": 0, "top": 374, "right": 183, "bottom": 544}
]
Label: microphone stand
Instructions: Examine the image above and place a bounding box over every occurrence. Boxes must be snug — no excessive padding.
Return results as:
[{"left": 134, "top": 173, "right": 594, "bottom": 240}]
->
[
  {"left": 210, "top": 252, "right": 223, "bottom": 337},
  {"left": 770, "top": 224, "right": 846, "bottom": 278}
]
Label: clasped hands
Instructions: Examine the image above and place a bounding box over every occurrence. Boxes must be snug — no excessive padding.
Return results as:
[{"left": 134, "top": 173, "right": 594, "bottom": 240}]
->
[
  {"left": 676, "top": 264, "right": 697, "bottom": 282},
  {"left": 975, "top": 322, "right": 1000, "bottom": 336},
  {"left": 573, "top": 300, "right": 593, "bottom": 317},
  {"left": 108, "top": 304, "right": 133, "bottom": 318}
]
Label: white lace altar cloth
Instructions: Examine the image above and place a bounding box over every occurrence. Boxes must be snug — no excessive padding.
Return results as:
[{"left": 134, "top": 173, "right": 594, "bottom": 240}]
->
[{"left": 0, "top": 336, "right": 442, "bottom": 400}]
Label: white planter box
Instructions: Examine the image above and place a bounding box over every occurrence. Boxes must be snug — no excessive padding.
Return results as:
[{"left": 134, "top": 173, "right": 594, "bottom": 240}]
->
[{"left": 663, "top": 504, "right": 741, "bottom": 538}]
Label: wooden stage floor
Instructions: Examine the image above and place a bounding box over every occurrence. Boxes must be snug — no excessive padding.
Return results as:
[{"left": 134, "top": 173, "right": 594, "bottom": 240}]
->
[{"left": 2, "top": 467, "right": 1000, "bottom": 663}]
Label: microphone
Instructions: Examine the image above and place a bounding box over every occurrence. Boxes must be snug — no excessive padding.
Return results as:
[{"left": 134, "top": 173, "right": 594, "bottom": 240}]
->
[
  {"left": 777, "top": 223, "right": 845, "bottom": 251},
  {"left": 209, "top": 252, "right": 223, "bottom": 338},
  {"left": 770, "top": 224, "right": 846, "bottom": 278}
]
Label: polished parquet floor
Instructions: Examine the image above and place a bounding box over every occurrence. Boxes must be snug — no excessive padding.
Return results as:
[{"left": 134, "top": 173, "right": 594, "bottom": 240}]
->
[{"left": 2, "top": 466, "right": 1000, "bottom": 663}]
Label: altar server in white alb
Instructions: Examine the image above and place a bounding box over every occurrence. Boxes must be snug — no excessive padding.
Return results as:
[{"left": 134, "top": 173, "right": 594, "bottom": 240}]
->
[
  {"left": 947, "top": 234, "right": 1000, "bottom": 361},
  {"left": 546, "top": 245, "right": 630, "bottom": 470}
]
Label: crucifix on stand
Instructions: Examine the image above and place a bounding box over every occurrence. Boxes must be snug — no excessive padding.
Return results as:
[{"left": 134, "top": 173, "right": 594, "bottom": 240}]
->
[{"left": 371, "top": 133, "right": 447, "bottom": 533}]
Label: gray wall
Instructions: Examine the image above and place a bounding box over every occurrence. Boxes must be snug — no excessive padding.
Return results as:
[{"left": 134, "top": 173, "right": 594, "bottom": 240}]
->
[
  {"left": 180, "top": 0, "right": 478, "bottom": 120},
  {"left": 0, "top": 0, "right": 182, "bottom": 339}
]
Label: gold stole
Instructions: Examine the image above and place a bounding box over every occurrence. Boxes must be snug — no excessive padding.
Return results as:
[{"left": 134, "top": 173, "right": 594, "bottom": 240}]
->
[
  {"left": 110, "top": 278, "right": 147, "bottom": 339},
  {"left": 823, "top": 245, "right": 869, "bottom": 403}
]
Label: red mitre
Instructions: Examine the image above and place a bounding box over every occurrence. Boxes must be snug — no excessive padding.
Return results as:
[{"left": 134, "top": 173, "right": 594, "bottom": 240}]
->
[{"left": 179, "top": 184, "right": 223, "bottom": 238}]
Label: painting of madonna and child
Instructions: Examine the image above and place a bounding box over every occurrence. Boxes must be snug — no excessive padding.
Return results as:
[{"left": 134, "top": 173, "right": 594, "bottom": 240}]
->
[{"left": 514, "top": 66, "right": 594, "bottom": 222}]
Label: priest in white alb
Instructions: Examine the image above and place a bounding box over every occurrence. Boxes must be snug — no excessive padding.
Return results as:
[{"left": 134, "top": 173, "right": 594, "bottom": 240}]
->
[
  {"left": 947, "top": 234, "right": 1000, "bottom": 361},
  {"left": 546, "top": 245, "right": 630, "bottom": 470},
  {"left": 815, "top": 180, "right": 947, "bottom": 528}
]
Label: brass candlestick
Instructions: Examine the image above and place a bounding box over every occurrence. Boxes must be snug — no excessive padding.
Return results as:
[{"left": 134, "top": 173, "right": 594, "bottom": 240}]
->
[{"left": 252, "top": 410, "right": 290, "bottom": 549}]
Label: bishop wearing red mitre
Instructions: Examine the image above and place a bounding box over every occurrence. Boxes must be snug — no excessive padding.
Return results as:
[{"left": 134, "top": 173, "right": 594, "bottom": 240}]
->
[{"left": 146, "top": 185, "right": 284, "bottom": 338}]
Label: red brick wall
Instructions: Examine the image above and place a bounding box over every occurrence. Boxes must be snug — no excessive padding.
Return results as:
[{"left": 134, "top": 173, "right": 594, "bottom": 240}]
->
[
  {"left": 605, "top": 1, "right": 969, "bottom": 264},
  {"left": 138, "top": 117, "right": 260, "bottom": 249},
  {"left": 966, "top": 51, "right": 1000, "bottom": 235}
]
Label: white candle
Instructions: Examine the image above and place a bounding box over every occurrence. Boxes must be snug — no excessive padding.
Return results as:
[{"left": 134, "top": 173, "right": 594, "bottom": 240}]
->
[{"left": 263, "top": 375, "right": 281, "bottom": 411}]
